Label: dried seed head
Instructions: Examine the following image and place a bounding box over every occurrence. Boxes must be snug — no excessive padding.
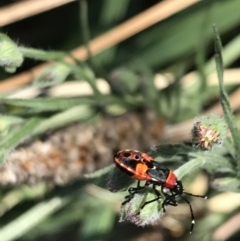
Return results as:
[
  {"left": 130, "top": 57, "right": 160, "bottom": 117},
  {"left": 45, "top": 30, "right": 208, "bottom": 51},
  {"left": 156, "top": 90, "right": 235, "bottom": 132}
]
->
[
  {"left": 192, "top": 115, "right": 227, "bottom": 150},
  {"left": 120, "top": 189, "right": 164, "bottom": 227}
]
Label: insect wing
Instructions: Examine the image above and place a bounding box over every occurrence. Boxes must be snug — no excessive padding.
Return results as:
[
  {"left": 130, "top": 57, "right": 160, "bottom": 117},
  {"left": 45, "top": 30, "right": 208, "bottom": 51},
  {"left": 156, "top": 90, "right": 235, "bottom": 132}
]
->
[
  {"left": 107, "top": 166, "right": 135, "bottom": 192},
  {"left": 146, "top": 161, "right": 170, "bottom": 183}
]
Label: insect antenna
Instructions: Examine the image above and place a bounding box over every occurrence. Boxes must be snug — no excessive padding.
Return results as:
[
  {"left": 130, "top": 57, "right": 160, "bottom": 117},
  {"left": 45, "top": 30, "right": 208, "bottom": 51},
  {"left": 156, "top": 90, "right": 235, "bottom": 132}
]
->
[{"left": 180, "top": 192, "right": 207, "bottom": 233}]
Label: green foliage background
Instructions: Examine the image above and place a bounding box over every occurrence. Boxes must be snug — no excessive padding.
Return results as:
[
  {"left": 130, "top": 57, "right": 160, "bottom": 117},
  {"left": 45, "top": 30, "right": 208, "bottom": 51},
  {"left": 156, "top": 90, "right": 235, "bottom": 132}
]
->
[{"left": 1, "top": 0, "right": 240, "bottom": 241}]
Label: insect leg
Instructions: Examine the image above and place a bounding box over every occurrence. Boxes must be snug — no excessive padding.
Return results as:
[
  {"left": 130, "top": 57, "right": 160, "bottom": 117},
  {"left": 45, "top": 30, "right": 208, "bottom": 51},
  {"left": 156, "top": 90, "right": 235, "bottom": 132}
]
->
[
  {"left": 139, "top": 184, "right": 162, "bottom": 210},
  {"left": 122, "top": 181, "right": 149, "bottom": 206},
  {"left": 160, "top": 187, "right": 178, "bottom": 214}
]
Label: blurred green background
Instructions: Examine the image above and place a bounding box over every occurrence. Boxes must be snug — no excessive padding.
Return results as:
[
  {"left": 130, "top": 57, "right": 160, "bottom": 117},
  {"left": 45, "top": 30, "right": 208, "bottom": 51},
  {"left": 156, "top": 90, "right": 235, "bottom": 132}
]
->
[{"left": 0, "top": 0, "right": 240, "bottom": 241}]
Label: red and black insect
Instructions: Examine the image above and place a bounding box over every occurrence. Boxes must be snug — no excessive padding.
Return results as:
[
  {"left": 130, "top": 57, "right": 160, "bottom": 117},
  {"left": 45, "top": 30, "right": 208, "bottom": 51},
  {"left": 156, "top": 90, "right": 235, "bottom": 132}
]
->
[{"left": 114, "top": 149, "right": 207, "bottom": 233}]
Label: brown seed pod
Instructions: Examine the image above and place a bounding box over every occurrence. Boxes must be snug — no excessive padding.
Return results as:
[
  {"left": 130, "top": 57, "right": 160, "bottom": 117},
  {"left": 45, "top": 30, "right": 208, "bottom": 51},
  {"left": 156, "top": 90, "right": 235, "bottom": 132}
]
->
[{"left": 0, "top": 111, "right": 165, "bottom": 186}]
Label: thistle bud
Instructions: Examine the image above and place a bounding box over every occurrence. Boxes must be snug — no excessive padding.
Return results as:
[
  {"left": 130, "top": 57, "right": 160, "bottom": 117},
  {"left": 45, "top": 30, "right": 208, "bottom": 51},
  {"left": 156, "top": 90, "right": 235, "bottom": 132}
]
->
[
  {"left": 109, "top": 68, "right": 139, "bottom": 95},
  {"left": 0, "top": 33, "right": 23, "bottom": 73},
  {"left": 119, "top": 188, "right": 164, "bottom": 227},
  {"left": 192, "top": 115, "right": 227, "bottom": 150},
  {"left": 33, "top": 63, "right": 71, "bottom": 88}
]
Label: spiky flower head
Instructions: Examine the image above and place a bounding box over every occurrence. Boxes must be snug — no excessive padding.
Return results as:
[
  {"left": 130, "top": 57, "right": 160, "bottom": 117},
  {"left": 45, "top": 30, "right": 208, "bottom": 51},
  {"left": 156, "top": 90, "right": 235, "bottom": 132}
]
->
[
  {"left": 119, "top": 188, "right": 164, "bottom": 227},
  {"left": 0, "top": 33, "right": 23, "bottom": 73},
  {"left": 192, "top": 115, "right": 227, "bottom": 150}
]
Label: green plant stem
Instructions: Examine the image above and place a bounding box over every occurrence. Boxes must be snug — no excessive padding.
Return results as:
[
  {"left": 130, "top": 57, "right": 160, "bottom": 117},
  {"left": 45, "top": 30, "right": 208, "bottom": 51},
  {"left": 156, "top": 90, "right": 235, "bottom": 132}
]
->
[
  {"left": 213, "top": 24, "right": 240, "bottom": 171},
  {"left": 174, "top": 158, "right": 203, "bottom": 180},
  {"left": 62, "top": 60, "right": 101, "bottom": 96},
  {"left": 79, "top": 0, "right": 92, "bottom": 63},
  {"left": 19, "top": 47, "right": 65, "bottom": 61},
  {"left": 78, "top": 0, "right": 104, "bottom": 93},
  {"left": 174, "top": 152, "right": 234, "bottom": 181}
]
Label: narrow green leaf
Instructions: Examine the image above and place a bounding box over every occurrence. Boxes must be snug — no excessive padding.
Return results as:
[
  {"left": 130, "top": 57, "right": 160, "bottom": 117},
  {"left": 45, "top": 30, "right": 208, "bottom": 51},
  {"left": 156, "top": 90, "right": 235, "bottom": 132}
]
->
[
  {"left": 213, "top": 25, "right": 240, "bottom": 168},
  {"left": 150, "top": 144, "right": 194, "bottom": 158},
  {"left": 81, "top": 205, "right": 115, "bottom": 239},
  {"left": 205, "top": 34, "right": 240, "bottom": 74},
  {"left": 0, "top": 97, "right": 95, "bottom": 111},
  {"left": 32, "top": 105, "right": 95, "bottom": 136},
  {"left": 0, "top": 118, "right": 41, "bottom": 164},
  {"left": 0, "top": 114, "right": 23, "bottom": 124},
  {"left": 0, "top": 114, "right": 24, "bottom": 135},
  {"left": 0, "top": 197, "right": 70, "bottom": 241},
  {"left": 99, "top": 0, "right": 130, "bottom": 25},
  {"left": 211, "top": 176, "right": 240, "bottom": 192},
  {"left": 0, "top": 184, "right": 47, "bottom": 217},
  {"left": 84, "top": 164, "right": 115, "bottom": 179}
]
